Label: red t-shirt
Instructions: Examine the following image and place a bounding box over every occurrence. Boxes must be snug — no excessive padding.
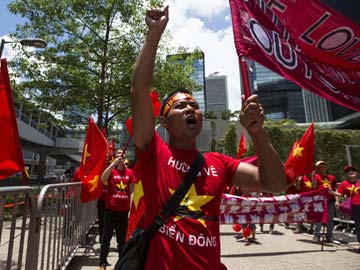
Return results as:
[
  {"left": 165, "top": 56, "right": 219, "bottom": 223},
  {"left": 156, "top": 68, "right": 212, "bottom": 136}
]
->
[
  {"left": 104, "top": 168, "right": 135, "bottom": 212},
  {"left": 136, "top": 133, "right": 240, "bottom": 270},
  {"left": 337, "top": 179, "right": 360, "bottom": 206},
  {"left": 300, "top": 175, "right": 314, "bottom": 193},
  {"left": 314, "top": 173, "right": 337, "bottom": 200}
]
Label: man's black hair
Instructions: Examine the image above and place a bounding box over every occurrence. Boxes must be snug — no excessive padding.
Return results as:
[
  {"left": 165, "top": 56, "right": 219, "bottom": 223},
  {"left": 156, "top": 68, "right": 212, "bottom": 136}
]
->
[{"left": 159, "top": 87, "right": 193, "bottom": 117}]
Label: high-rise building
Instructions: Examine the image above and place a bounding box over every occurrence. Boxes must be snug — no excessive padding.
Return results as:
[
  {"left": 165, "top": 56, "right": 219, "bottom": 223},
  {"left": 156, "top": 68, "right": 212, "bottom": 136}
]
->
[
  {"left": 252, "top": 62, "right": 306, "bottom": 123},
  {"left": 205, "top": 73, "right": 228, "bottom": 117},
  {"left": 167, "top": 52, "right": 206, "bottom": 111}
]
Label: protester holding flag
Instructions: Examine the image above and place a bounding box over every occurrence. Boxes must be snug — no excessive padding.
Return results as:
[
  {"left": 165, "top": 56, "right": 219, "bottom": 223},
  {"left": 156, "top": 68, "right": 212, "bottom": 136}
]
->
[
  {"left": 129, "top": 6, "right": 286, "bottom": 270},
  {"left": 99, "top": 149, "right": 135, "bottom": 270},
  {"left": 335, "top": 165, "right": 360, "bottom": 252},
  {"left": 312, "top": 160, "right": 337, "bottom": 243}
]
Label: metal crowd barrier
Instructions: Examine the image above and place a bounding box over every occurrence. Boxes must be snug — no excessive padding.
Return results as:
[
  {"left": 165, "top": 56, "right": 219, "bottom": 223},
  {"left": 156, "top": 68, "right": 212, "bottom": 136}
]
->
[
  {"left": 0, "top": 183, "right": 98, "bottom": 270},
  {"left": 0, "top": 186, "right": 37, "bottom": 270}
]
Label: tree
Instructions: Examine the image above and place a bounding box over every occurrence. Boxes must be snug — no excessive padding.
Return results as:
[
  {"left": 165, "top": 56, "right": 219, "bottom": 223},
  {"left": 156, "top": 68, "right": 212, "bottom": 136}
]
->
[
  {"left": 8, "top": 0, "right": 198, "bottom": 132},
  {"left": 223, "top": 123, "right": 238, "bottom": 157},
  {"left": 204, "top": 111, "right": 218, "bottom": 119}
]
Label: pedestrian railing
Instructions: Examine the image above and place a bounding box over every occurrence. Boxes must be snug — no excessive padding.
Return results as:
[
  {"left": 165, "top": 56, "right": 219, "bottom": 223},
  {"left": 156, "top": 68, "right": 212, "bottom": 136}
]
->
[
  {"left": 0, "top": 186, "right": 37, "bottom": 270},
  {"left": 0, "top": 183, "right": 97, "bottom": 270}
]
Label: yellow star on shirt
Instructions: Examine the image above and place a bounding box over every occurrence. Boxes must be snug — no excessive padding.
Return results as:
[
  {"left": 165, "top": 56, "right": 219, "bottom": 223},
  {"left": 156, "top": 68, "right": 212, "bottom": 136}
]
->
[
  {"left": 346, "top": 185, "right": 355, "bottom": 195},
  {"left": 88, "top": 175, "right": 99, "bottom": 192},
  {"left": 133, "top": 180, "right": 144, "bottom": 209},
  {"left": 347, "top": 185, "right": 360, "bottom": 195},
  {"left": 169, "top": 184, "right": 214, "bottom": 227},
  {"left": 321, "top": 178, "right": 332, "bottom": 188},
  {"left": 116, "top": 181, "right": 127, "bottom": 191},
  {"left": 292, "top": 143, "right": 304, "bottom": 157},
  {"left": 305, "top": 181, "right": 312, "bottom": 188}
]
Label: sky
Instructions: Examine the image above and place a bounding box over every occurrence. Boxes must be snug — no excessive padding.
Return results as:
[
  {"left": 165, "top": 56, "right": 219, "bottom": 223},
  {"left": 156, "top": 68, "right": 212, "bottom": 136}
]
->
[{"left": 0, "top": 0, "right": 242, "bottom": 111}]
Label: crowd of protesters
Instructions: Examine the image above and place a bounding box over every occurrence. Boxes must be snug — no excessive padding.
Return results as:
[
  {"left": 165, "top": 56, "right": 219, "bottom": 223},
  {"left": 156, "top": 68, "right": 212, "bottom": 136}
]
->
[{"left": 226, "top": 160, "right": 360, "bottom": 253}]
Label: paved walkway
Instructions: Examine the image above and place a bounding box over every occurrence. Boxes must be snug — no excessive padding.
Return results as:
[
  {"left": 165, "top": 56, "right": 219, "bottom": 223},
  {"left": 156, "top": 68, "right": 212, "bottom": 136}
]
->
[{"left": 68, "top": 223, "right": 359, "bottom": 270}]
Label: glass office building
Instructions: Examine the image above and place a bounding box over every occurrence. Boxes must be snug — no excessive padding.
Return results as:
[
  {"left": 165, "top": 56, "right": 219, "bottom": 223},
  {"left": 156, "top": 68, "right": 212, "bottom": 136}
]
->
[
  {"left": 167, "top": 52, "right": 206, "bottom": 111},
  {"left": 205, "top": 73, "right": 228, "bottom": 118}
]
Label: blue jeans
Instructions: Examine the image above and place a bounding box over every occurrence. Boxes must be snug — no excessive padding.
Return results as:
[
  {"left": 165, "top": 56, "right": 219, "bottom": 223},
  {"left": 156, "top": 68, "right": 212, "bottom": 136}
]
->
[{"left": 314, "top": 200, "right": 335, "bottom": 238}]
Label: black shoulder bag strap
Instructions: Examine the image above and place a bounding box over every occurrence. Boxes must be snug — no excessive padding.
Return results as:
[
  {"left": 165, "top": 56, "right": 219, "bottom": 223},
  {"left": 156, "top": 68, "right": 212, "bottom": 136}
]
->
[{"left": 144, "top": 152, "right": 204, "bottom": 238}]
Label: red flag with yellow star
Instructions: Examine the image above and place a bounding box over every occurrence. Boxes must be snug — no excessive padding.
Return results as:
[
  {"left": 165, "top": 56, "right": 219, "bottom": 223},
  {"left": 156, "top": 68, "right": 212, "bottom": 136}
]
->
[
  {"left": 79, "top": 118, "right": 109, "bottom": 202},
  {"left": 126, "top": 162, "right": 145, "bottom": 240},
  {"left": 81, "top": 148, "right": 108, "bottom": 202},
  {"left": 78, "top": 118, "right": 108, "bottom": 180},
  {"left": 284, "top": 123, "right": 315, "bottom": 182},
  {"left": 236, "top": 132, "right": 247, "bottom": 159}
]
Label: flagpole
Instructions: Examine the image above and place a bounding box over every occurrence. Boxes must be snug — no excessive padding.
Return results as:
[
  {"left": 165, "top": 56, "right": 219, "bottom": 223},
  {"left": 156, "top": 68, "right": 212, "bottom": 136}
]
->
[
  {"left": 239, "top": 56, "right": 251, "bottom": 99},
  {"left": 121, "top": 136, "right": 132, "bottom": 157}
]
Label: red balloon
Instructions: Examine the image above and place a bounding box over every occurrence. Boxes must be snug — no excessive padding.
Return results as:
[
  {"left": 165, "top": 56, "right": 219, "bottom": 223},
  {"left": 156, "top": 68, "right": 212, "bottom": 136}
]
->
[
  {"left": 243, "top": 225, "right": 252, "bottom": 238},
  {"left": 232, "top": 223, "right": 241, "bottom": 232}
]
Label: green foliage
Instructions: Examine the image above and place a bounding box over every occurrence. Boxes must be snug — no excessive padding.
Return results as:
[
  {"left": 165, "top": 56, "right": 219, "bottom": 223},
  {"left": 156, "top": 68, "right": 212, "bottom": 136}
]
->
[
  {"left": 221, "top": 110, "right": 231, "bottom": 120},
  {"left": 223, "top": 123, "right": 238, "bottom": 157},
  {"left": 204, "top": 111, "right": 218, "bottom": 119},
  {"left": 8, "top": 0, "right": 197, "bottom": 131},
  {"left": 152, "top": 47, "right": 202, "bottom": 98}
]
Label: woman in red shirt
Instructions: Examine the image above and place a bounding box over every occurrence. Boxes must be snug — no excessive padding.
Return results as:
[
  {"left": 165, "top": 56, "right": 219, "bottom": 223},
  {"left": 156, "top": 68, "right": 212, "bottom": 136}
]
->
[{"left": 335, "top": 165, "right": 360, "bottom": 252}]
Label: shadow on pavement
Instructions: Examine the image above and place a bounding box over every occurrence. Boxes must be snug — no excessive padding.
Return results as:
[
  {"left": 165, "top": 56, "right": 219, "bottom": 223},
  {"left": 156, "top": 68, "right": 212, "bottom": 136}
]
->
[
  {"left": 67, "top": 256, "right": 100, "bottom": 269},
  {"left": 221, "top": 249, "right": 335, "bottom": 258},
  {"left": 297, "top": 239, "right": 337, "bottom": 247}
]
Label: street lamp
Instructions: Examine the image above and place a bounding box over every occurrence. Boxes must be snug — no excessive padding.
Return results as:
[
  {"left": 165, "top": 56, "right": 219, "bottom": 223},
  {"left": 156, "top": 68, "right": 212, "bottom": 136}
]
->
[{"left": 0, "top": 38, "right": 47, "bottom": 59}]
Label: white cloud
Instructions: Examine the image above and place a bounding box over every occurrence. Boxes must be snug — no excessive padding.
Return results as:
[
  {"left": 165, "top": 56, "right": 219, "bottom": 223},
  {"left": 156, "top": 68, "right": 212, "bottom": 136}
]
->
[
  {"left": 164, "top": 2, "right": 242, "bottom": 111},
  {"left": 167, "top": 0, "right": 228, "bottom": 18}
]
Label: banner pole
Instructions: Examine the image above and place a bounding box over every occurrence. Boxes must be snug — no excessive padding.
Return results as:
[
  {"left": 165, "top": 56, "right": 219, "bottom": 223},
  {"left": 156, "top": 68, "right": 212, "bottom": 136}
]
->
[{"left": 239, "top": 56, "right": 251, "bottom": 99}]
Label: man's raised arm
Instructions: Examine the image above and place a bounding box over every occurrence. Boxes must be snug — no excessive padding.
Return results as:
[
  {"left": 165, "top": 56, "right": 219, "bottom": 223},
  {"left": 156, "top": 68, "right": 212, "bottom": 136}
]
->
[{"left": 131, "top": 7, "right": 169, "bottom": 150}]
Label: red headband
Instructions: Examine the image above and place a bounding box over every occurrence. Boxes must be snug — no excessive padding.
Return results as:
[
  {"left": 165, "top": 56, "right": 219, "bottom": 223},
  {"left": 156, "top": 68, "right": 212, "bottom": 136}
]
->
[{"left": 162, "top": 93, "right": 195, "bottom": 116}]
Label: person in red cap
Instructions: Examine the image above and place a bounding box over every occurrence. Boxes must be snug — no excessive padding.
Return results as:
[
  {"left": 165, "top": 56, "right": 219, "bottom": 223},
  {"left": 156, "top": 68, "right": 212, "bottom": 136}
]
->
[
  {"left": 312, "top": 160, "right": 337, "bottom": 243},
  {"left": 335, "top": 165, "right": 360, "bottom": 252}
]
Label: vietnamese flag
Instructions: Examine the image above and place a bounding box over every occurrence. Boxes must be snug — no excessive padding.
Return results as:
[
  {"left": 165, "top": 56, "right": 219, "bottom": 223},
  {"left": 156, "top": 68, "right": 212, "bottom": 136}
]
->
[
  {"left": 81, "top": 148, "right": 108, "bottom": 202},
  {"left": 284, "top": 123, "right": 315, "bottom": 182},
  {"left": 0, "top": 59, "right": 28, "bottom": 183},
  {"left": 126, "top": 162, "right": 145, "bottom": 240},
  {"left": 78, "top": 118, "right": 109, "bottom": 202},
  {"left": 236, "top": 132, "right": 247, "bottom": 159},
  {"left": 78, "top": 118, "right": 108, "bottom": 180}
]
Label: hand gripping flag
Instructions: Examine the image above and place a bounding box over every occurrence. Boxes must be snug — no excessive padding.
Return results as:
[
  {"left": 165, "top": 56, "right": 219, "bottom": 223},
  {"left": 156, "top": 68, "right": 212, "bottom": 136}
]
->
[
  {"left": 0, "top": 59, "right": 28, "bottom": 183},
  {"left": 229, "top": 0, "right": 360, "bottom": 111},
  {"left": 284, "top": 123, "right": 315, "bottom": 181},
  {"left": 79, "top": 118, "right": 109, "bottom": 202}
]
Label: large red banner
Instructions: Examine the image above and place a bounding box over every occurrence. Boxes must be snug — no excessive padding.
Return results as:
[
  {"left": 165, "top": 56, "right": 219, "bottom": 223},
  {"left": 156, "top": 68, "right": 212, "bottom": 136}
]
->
[
  {"left": 220, "top": 189, "right": 327, "bottom": 224},
  {"left": 229, "top": 0, "right": 360, "bottom": 112}
]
